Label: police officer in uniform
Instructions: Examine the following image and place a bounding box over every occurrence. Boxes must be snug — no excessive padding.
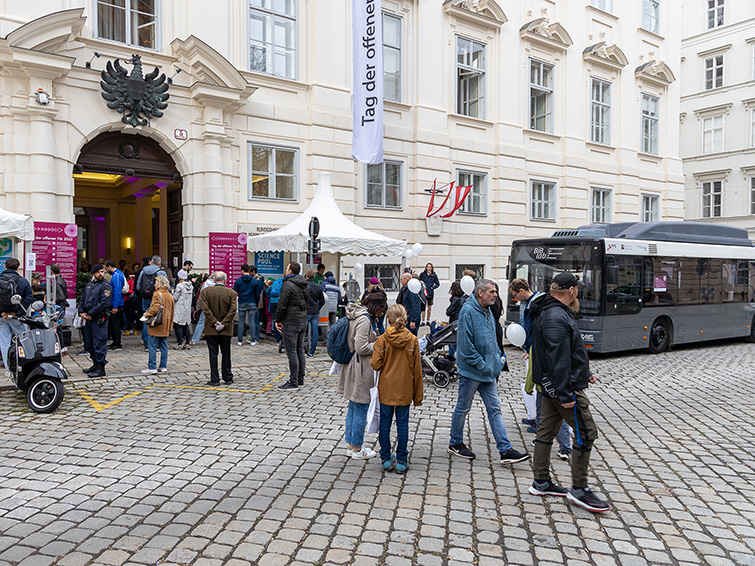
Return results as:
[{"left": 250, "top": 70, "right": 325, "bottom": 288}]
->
[{"left": 79, "top": 264, "right": 113, "bottom": 378}]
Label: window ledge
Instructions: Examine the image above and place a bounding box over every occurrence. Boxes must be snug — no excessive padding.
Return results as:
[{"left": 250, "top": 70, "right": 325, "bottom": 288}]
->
[
  {"left": 586, "top": 141, "right": 615, "bottom": 152},
  {"left": 364, "top": 205, "right": 404, "bottom": 212},
  {"left": 249, "top": 197, "right": 299, "bottom": 203},
  {"left": 457, "top": 211, "right": 488, "bottom": 218},
  {"left": 637, "top": 26, "right": 665, "bottom": 42},
  {"left": 586, "top": 5, "right": 618, "bottom": 22},
  {"left": 449, "top": 113, "right": 494, "bottom": 128},
  {"left": 385, "top": 100, "right": 411, "bottom": 112},
  {"left": 524, "top": 128, "right": 561, "bottom": 142},
  {"left": 240, "top": 70, "right": 310, "bottom": 93},
  {"left": 638, "top": 151, "right": 662, "bottom": 161},
  {"left": 530, "top": 217, "right": 557, "bottom": 223}
]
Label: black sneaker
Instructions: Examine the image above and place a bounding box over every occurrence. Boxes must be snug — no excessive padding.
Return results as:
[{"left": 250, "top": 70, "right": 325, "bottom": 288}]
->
[
  {"left": 529, "top": 479, "right": 568, "bottom": 497},
  {"left": 447, "top": 443, "right": 476, "bottom": 460},
  {"left": 567, "top": 487, "right": 611, "bottom": 513},
  {"left": 205, "top": 380, "right": 220, "bottom": 386},
  {"left": 500, "top": 449, "right": 530, "bottom": 464},
  {"left": 521, "top": 418, "right": 536, "bottom": 426},
  {"left": 279, "top": 382, "right": 298, "bottom": 390}
]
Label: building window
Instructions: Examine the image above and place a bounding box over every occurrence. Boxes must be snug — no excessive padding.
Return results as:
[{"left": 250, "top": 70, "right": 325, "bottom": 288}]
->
[
  {"left": 96, "top": 0, "right": 157, "bottom": 48},
  {"left": 702, "top": 115, "right": 724, "bottom": 154},
  {"left": 641, "top": 94, "right": 659, "bottom": 155},
  {"left": 455, "top": 264, "right": 485, "bottom": 281},
  {"left": 249, "top": 0, "right": 297, "bottom": 79},
  {"left": 366, "top": 161, "right": 402, "bottom": 209},
  {"left": 456, "top": 37, "right": 486, "bottom": 118},
  {"left": 530, "top": 59, "right": 554, "bottom": 133},
  {"left": 642, "top": 194, "right": 659, "bottom": 222},
  {"left": 249, "top": 143, "right": 297, "bottom": 200},
  {"left": 591, "top": 188, "right": 611, "bottom": 224},
  {"left": 364, "top": 264, "right": 400, "bottom": 292},
  {"left": 751, "top": 178, "right": 755, "bottom": 215},
  {"left": 591, "top": 0, "right": 613, "bottom": 13},
  {"left": 751, "top": 109, "right": 755, "bottom": 147},
  {"left": 702, "top": 180, "right": 722, "bottom": 218},
  {"left": 531, "top": 180, "right": 556, "bottom": 221},
  {"left": 457, "top": 171, "right": 487, "bottom": 215},
  {"left": 707, "top": 0, "right": 724, "bottom": 29},
  {"left": 383, "top": 13, "right": 402, "bottom": 103},
  {"left": 642, "top": 0, "right": 660, "bottom": 34},
  {"left": 704, "top": 55, "right": 724, "bottom": 90},
  {"left": 590, "top": 78, "right": 611, "bottom": 145}
]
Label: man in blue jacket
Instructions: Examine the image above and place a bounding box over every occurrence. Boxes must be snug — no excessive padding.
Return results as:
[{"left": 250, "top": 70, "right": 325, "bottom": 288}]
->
[
  {"left": 105, "top": 260, "right": 125, "bottom": 351},
  {"left": 398, "top": 273, "right": 421, "bottom": 335},
  {"left": 448, "top": 278, "right": 530, "bottom": 465}
]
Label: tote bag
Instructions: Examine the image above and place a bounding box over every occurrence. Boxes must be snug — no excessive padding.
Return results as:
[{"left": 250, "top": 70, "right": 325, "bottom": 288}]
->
[{"left": 366, "top": 370, "right": 380, "bottom": 434}]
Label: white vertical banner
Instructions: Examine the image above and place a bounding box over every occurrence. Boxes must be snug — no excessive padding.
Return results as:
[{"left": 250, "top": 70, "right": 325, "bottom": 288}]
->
[{"left": 352, "top": 0, "right": 384, "bottom": 164}]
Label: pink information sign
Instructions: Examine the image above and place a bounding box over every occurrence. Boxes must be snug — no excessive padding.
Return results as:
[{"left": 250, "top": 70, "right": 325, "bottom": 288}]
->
[
  {"left": 209, "top": 232, "right": 248, "bottom": 288},
  {"left": 31, "top": 222, "right": 78, "bottom": 301}
]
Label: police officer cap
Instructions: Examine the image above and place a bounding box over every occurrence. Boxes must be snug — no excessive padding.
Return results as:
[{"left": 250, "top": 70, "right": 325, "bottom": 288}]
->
[
  {"left": 91, "top": 263, "right": 104, "bottom": 274},
  {"left": 552, "top": 272, "right": 584, "bottom": 289}
]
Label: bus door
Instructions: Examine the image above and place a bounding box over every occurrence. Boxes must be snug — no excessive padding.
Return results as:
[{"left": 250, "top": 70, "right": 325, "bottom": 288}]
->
[{"left": 605, "top": 256, "right": 644, "bottom": 350}]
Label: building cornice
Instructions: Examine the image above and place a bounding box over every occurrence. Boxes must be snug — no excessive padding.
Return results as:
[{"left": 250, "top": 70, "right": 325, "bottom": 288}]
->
[
  {"left": 693, "top": 102, "right": 733, "bottom": 118},
  {"left": 696, "top": 44, "right": 732, "bottom": 58},
  {"left": 682, "top": 16, "right": 755, "bottom": 45}
]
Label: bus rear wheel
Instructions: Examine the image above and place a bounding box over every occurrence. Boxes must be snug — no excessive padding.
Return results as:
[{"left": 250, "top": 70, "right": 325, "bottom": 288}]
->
[{"left": 648, "top": 319, "right": 670, "bottom": 354}]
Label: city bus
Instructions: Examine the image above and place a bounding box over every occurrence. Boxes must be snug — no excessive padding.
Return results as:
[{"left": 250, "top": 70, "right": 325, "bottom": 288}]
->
[{"left": 506, "top": 222, "right": 755, "bottom": 354}]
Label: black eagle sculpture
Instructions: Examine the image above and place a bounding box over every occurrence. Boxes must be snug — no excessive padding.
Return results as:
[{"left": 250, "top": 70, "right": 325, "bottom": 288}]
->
[{"left": 100, "top": 54, "right": 170, "bottom": 127}]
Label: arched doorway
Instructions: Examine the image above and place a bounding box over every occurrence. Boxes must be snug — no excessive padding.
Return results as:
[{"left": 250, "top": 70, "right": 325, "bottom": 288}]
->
[{"left": 73, "top": 132, "right": 183, "bottom": 271}]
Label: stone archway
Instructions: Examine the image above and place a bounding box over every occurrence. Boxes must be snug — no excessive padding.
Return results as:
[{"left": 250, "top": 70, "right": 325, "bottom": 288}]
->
[{"left": 73, "top": 132, "right": 183, "bottom": 270}]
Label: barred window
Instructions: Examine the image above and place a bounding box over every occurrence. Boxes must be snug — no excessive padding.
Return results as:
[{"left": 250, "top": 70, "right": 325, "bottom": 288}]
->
[
  {"left": 455, "top": 264, "right": 485, "bottom": 281},
  {"left": 364, "top": 264, "right": 400, "bottom": 292}
]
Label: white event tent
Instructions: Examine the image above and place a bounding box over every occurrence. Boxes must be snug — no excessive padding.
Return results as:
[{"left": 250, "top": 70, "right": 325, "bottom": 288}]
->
[
  {"left": 248, "top": 172, "right": 406, "bottom": 257},
  {"left": 0, "top": 207, "right": 34, "bottom": 241}
]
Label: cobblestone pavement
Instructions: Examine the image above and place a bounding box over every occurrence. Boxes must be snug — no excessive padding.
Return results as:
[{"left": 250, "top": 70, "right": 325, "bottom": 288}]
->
[{"left": 1, "top": 333, "right": 755, "bottom": 566}]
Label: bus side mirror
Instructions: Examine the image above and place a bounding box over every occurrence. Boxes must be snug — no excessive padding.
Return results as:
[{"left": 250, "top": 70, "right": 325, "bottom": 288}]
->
[{"left": 606, "top": 265, "right": 619, "bottom": 286}]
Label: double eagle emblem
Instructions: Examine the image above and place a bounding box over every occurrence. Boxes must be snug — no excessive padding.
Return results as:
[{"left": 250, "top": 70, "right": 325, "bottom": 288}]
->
[{"left": 100, "top": 54, "right": 170, "bottom": 127}]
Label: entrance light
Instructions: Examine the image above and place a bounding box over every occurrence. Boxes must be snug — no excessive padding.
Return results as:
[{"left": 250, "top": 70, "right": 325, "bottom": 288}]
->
[{"left": 35, "top": 89, "right": 49, "bottom": 105}]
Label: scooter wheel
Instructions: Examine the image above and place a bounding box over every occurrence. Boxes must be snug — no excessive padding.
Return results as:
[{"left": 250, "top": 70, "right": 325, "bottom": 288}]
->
[
  {"left": 433, "top": 370, "right": 450, "bottom": 389},
  {"left": 26, "top": 377, "right": 65, "bottom": 413}
]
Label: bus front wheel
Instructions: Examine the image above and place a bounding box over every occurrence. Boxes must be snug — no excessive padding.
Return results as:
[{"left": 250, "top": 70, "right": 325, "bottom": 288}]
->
[
  {"left": 648, "top": 319, "right": 670, "bottom": 354},
  {"left": 745, "top": 317, "right": 755, "bottom": 343}
]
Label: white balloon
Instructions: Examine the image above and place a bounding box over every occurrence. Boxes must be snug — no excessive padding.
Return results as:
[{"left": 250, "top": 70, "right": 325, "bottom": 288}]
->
[
  {"left": 407, "top": 278, "right": 421, "bottom": 294},
  {"left": 412, "top": 242, "right": 423, "bottom": 255},
  {"left": 354, "top": 262, "right": 364, "bottom": 275},
  {"left": 506, "top": 323, "right": 527, "bottom": 348},
  {"left": 460, "top": 275, "right": 475, "bottom": 296},
  {"left": 405, "top": 249, "right": 414, "bottom": 260}
]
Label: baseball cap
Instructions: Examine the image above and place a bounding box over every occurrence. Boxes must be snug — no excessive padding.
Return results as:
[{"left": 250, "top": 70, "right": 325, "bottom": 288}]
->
[{"left": 552, "top": 272, "right": 584, "bottom": 289}]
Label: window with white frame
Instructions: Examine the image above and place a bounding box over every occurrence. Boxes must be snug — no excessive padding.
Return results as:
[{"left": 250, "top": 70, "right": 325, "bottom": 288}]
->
[
  {"left": 707, "top": 0, "right": 724, "bottom": 29},
  {"left": 96, "top": 0, "right": 157, "bottom": 48},
  {"left": 383, "top": 13, "right": 401, "bottom": 103},
  {"left": 249, "top": 0, "right": 297, "bottom": 79},
  {"left": 642, "top": 0, "right": 660, "bottom": 34},
  {"left": 702, "top": 180, "right": 722, "bottom": 218},
  {"left": 456, "top": 37, "right": 486, "bottom": 118},
  {"left": 704, "top": 55, "right": 724, "bottom": 90},
  {"left": 641, "top": 94, "right": 660, "bottom": 155},
  {"left": 591, "top": 0, "right": 613, "bottom": 13},
  {"left": 530, "top": 59, "right": 554, "bottom": 133},
  {"left": 751, "top": 108, "right": 755, "bottom": 147},
  {"left": 249, "top": 143, "right": 297, "bottom": 200},
  {"left": 590, "top": 78, "right": 611, "bottom": 145},
  {"left": 702, "top": 115, "right": 724, "bottom": 154},
  {"left": 591, "top": 188, "right": 612, "bottom": 224},
  {"left": 531, "top": 180, "right": 556, "bottom": 220},
  {"left": 457, "top": 171, "right": 487, "bottom": 215},
  {"left": 642, "top": 194, "right": 659, "bottom": 222},
  {"left": 751, "top": 177, "right": 755, "bottom": 215},
  {"left": 366, "top": 161, "right": 402, "bottom": 209}
]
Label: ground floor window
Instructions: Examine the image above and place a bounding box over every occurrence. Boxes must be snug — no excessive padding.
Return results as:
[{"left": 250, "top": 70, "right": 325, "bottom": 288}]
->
[
  {"left": 364, "top": 264, "right": 401, "bottom": 292},
  {"left": 455, "top": 264, "right": 485, "bottom": 281}
]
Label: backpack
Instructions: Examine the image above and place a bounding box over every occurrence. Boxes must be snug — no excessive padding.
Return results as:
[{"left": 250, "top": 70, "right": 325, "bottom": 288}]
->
[
  {"left": 140, "top": 271, "right": 158, "bottom": 299},
  {"left": 0, "top": 273, "right": 19, "bottom": 313},
  {"left": 326, "top": 313, "right": 369, "bottom": 365}
]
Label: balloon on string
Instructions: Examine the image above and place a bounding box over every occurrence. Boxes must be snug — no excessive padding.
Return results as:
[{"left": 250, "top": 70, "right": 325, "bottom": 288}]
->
[
  {"left": 405, "top": 249, "right": 414, "bottom": 260},
  {"left": 506, "top": 323, "right": 527, "bottom": 347},
  {"left": 407, "top": 278, "right": 421, "bottom": 294},
  {"left": 412, "top": 242, "right": 423, "bottom": 256},
  {"left": 354, "top": 263, "right": 364, "bottom": 276},
  {"left": 460, "top": 275, "right": 475, "bottom": 296}
]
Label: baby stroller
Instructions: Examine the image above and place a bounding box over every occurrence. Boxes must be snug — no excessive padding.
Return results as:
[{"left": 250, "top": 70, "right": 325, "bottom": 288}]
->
[{"left": 421, "top": 320, "right": 458, "bottom": 388}]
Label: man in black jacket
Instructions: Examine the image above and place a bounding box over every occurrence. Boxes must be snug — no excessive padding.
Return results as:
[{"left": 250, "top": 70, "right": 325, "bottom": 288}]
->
[
  {"left": 275, "top": 262, "right": 309, "bottom": 390},
  {"left": 78, "top": 264, "right": 113, "bottom": 378},
  {"left": 528, "top": 272, "right": 609, "bottom": 513},
  {"left": 0, "top": 258, "right": 34, "bottom": 372}
]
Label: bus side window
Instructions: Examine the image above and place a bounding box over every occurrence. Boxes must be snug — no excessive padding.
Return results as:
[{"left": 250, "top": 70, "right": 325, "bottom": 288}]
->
[{"left": 606, "top": 257, "right": 642, "bottom": 314}]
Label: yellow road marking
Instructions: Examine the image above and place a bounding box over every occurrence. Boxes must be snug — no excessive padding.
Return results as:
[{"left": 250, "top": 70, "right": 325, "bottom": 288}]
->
[{"left": 75, "top": 371, "right": 325, "bottom": 412}]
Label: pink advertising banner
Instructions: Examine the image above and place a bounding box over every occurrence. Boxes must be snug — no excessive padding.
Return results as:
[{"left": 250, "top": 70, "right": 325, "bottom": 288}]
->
[
  {"left": 31, "top": 222, "right": 78, "bottom": 301},
  {"left": 209, "top": 232, "right": 248, "bottom": 288}
]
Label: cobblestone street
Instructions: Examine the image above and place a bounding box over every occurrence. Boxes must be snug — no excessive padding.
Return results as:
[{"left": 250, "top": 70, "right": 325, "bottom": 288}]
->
[{"left": 1, "top": 334, "right": 754, "bottom": 566}]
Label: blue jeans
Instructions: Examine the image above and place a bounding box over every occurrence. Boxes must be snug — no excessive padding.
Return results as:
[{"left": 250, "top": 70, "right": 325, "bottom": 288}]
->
[
  {"left": 191, "top": 311, "right": 205, "bottom": 344},
  {"left": 237, "top": 303, "right": 256, "bottom": 343},
  {"left": 379, "top": 404, "right": 410, "bottom": 463},
  {"left": 252, "top": 308, "right": 261, "bottom": 341},
  {"left": 535, "top": 391, "right": 571, "bottom": 453},
  {"left": 345, "top": 401, "right": 370, "bottom": 449},
  {"left": 141, "top": 298, "right": 151, "bottom": 347},
  {"left": 450, "top": 376, "right": 513, "bottom": 454},
  {"left": 0, "top": 317, "right": 26, "bottom": 369},
  {"left": 148, "top": 335, "right": 168, "bottom": 370},
  {"left": 307, "top": 314, "right": 318, "bottom": 355}
]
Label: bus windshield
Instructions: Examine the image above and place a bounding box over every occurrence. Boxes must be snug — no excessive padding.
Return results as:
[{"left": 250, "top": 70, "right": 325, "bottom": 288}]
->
[{"left": 509, "top": 241, "right": 603, "bottom": 316}]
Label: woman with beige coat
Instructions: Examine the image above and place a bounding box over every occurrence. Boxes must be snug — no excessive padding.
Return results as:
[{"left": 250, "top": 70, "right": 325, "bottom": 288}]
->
[
  {"left": 338, "top": 293, "right": 387, "bottom": 460},
  {"left": 140, "top": 275, "right": 175, "bottom": 374}
]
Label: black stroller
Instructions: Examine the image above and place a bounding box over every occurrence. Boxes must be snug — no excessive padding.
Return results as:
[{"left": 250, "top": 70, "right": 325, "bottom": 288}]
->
[{"left": 421, "top": 320, "right": 458, "bottom": 388}]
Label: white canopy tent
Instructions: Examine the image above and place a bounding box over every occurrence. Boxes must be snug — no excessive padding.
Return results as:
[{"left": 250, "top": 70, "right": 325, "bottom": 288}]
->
[
  {"left": 0, "top": 207, "right": 34, "bottom": 241},
  {"left": 248, "top": 172, "right": 406, "bottom": 257}
]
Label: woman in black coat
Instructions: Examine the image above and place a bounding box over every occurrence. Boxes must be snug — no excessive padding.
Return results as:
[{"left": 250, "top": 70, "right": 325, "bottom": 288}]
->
[{"left": 419, "top": 263, "right": 440, "bottom": 325}]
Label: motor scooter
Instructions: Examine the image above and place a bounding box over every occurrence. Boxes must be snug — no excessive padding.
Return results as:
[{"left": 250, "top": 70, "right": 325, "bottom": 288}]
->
[{"left": 7, "top": 295, "right": 67, "bottom": 413}]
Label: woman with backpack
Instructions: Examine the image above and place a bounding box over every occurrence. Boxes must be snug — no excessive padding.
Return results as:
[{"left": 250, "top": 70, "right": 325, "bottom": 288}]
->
[{"left": 337, "top": 293, "right": 388, "bottom": 460}]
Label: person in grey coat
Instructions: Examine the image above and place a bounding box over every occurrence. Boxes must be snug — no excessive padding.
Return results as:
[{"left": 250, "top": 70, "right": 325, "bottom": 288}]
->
[{"left": 173, "top": 270, "right": 194, "bottom": 349}]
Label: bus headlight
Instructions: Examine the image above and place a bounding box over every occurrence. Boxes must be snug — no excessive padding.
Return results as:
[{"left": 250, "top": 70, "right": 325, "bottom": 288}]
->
[{"left": 581, "top": 334, "right": 594, "bottom": 342}]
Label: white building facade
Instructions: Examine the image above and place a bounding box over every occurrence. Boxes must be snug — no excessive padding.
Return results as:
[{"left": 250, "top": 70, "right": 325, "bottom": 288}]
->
[
  {"left": 0, "top": 0, "right": 684, "bottom": 288},
  {"left": 680, "top": 0, "right": 755, "bottom": 238}
]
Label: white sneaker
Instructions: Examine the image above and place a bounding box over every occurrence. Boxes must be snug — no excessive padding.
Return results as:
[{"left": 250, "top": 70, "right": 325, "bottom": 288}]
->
[
  {"left": 141, "top": 368, "right": 158, "bottom": 375},
  {"left": 157, "top": 368, "right": 168, "bottom": 373},
  {"left": 350, "top": 447, "right": 377, "bottom": 460},
  {"left": 345, "top": 447, "right": 353, "bottom": 458},
  {"left": 237, "top": 342, "right": 243, "bottom": 346},
  {"left": 249, "top": 341, "right": 258, "bottom": 346}
]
